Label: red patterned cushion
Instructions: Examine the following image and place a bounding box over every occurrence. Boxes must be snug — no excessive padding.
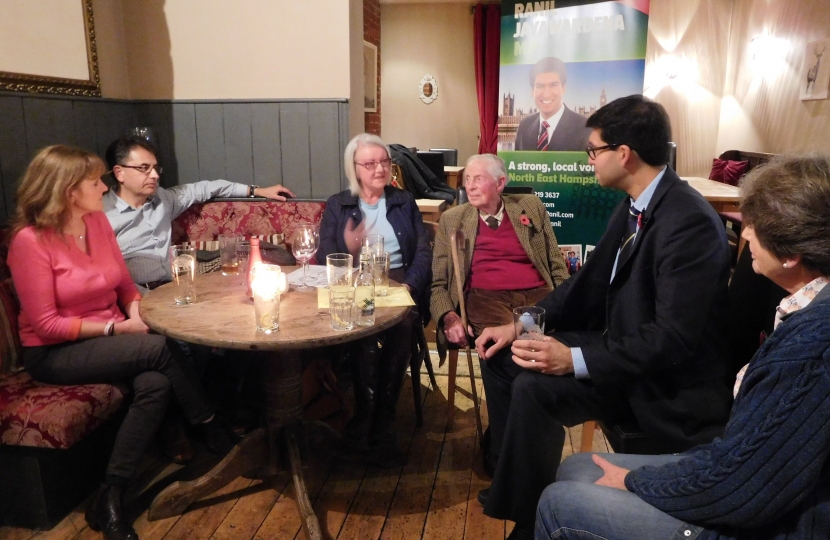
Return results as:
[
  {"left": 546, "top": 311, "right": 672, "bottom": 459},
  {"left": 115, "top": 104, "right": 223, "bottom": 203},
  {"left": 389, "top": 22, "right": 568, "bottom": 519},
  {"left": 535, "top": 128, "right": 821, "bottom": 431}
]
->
[
  {"left": 172, "top": 201, "right": 326, "bottom": 244},
  {"left": 709, "top": 158, "right": 748, "bottom": 186},
  {"left": 0, "top": 371, "right": 125, "bottom": 449}
]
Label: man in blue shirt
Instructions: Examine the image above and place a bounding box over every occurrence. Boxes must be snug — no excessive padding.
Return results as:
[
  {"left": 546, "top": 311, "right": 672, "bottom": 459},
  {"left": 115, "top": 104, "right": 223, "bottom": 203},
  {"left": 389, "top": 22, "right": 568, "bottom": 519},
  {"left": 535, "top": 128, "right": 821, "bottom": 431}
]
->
[
  {"left": 103, "top": 135, "right": 294, "bottom": 292},
  {"left": 473, "top": 96, "right": 732, "bottom": 540}
]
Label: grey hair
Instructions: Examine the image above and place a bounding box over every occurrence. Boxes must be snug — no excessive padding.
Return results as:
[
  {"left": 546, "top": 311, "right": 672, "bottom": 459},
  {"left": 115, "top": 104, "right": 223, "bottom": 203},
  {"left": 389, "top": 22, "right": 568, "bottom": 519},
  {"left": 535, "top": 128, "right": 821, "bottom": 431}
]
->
[
  {"left": 343, "top": 133, "right": 392, "bottom": 196},
  {"left": 464, "top": 154, "right": 509, "bottom": 185},
  {"left": 740, "top": 154, "right": 830, "bottom": 276}
]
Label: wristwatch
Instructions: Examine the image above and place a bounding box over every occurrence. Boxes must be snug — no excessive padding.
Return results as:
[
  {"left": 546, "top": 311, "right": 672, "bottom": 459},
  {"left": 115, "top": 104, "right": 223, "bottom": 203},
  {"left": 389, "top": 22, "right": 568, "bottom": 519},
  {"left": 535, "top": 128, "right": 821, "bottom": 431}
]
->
[{"left": 248, "top": 185, "right": 259, "bottom": 197}]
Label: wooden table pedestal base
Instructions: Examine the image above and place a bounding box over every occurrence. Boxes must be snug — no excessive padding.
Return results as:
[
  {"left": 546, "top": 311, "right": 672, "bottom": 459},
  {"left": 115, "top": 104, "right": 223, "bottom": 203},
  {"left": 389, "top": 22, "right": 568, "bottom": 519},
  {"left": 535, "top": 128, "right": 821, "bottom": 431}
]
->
[{"left": 147, "top": 350, "right": 323, "bottom": 540}]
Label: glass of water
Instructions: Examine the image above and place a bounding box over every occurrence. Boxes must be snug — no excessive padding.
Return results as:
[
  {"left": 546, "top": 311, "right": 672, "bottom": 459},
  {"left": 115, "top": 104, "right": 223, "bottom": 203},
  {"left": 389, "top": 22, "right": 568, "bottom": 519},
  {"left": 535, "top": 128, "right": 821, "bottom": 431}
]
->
[
  {"left": 326, "top": 253, "right": 353, "bottom": 287},
  {"left": 170, "top": 245, "right": 196, "bottom": 305},
  {"left": 329, "top": 284, "right": 355, "bottom": 331}
]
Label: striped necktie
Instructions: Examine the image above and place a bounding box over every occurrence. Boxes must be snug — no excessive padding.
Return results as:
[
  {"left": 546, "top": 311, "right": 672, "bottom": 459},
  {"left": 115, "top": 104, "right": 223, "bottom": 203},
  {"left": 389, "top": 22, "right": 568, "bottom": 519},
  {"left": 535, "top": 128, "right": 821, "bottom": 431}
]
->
[
  {"left": 618, "top": 206, "right": 642, "bottom": 263},
  {"left": 536, "top": 121, "right": 550, "bottom": 151}
]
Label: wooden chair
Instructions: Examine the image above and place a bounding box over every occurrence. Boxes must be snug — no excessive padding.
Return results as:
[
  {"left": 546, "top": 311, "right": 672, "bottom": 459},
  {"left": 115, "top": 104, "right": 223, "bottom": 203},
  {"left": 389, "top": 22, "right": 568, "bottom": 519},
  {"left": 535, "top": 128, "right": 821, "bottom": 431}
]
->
[{"left": 439, "top": 229, "right": 484, "bottom": 439}]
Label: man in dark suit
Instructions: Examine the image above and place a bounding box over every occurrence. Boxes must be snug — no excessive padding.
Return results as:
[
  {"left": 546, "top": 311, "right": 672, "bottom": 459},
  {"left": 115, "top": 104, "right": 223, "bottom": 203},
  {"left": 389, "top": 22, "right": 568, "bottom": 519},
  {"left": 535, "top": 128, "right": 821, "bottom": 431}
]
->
[
  {"left": 474, "top": 95, "right": 733, "bottom": 540},
  {"left": 513, "top": 57, "right": 592, "bottom": 152}
]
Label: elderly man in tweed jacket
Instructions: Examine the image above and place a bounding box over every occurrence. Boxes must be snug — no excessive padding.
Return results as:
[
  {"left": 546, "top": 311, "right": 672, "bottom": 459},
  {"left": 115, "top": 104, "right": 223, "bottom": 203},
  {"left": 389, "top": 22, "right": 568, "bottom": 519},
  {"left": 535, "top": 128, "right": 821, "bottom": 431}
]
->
[{"left": 430, "top": 154, "right": 568, "bottom": 349}]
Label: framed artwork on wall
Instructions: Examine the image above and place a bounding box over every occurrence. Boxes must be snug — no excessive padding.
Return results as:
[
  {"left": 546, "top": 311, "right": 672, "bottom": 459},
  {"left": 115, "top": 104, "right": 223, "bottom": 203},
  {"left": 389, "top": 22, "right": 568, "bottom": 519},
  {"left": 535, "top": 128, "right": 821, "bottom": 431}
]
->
[
  {"left": 364, "top": 41, "right": 378, "bottom": 112},
  {"left": 801, "top": 38, "right": 830, "bottom": 101},
  {"left": 0, "top": 0, "right": 100, "bottom": 97}
]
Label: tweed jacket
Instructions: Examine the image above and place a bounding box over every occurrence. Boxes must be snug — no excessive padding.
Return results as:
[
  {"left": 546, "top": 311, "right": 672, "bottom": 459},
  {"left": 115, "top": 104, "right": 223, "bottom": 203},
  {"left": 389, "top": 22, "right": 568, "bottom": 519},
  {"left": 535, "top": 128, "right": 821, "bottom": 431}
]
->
[{"left": 430, "top": 194, "right": 568, "bottom": 325}]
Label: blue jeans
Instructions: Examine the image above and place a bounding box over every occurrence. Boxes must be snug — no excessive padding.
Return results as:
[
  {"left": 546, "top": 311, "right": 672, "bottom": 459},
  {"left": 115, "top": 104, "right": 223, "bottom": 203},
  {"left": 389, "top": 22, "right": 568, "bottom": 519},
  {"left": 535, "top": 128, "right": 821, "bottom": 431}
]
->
[{"left": 535, "top": 453, "right": 706, "bottom": 540}]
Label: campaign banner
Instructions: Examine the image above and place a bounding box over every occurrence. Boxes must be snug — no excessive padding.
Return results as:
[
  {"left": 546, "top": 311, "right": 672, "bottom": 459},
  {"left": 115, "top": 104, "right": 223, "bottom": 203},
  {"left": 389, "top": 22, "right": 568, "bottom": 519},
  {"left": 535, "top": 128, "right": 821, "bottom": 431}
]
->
[{"left": 498, "top": 0, "right": 650, "bottom": 254}]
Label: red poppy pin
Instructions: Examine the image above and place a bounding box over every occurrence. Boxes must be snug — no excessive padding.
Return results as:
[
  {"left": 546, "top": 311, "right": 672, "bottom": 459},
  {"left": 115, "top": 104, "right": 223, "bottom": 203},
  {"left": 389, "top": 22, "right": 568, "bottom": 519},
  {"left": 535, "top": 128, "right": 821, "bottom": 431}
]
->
[{"left": 520, "top": 212, "right": 531, "bottom": 227}]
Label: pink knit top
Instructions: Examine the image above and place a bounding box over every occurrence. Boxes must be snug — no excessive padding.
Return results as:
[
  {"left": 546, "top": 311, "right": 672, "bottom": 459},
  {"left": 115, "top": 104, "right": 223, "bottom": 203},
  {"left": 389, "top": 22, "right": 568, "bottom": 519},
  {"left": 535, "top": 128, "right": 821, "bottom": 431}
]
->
[{"left": 8, "top": 212, "right": 142, "bottom": 347}]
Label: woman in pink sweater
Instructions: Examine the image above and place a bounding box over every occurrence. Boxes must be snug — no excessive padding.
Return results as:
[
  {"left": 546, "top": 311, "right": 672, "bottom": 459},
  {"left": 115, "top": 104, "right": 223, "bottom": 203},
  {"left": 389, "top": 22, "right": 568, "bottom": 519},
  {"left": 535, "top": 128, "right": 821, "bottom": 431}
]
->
[{"left": 8, "top": 145, "right": 237, "bottom": 540}]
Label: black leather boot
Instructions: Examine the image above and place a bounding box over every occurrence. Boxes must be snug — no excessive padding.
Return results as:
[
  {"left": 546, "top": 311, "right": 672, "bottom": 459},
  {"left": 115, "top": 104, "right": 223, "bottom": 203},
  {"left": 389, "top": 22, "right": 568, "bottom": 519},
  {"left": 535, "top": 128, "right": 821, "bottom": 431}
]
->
[
  {"left": 85, "top": 484, "right": 139, "bottom": 540},
  {"left": 343, "top": 337, "right": 381, "bottom": 449}
]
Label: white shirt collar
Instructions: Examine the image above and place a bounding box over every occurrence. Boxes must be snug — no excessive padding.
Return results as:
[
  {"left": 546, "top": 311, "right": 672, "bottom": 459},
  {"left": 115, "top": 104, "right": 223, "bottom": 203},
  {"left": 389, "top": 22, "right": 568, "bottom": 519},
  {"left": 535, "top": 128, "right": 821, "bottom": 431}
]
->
[
  {"left": 479, "top": 199, "right": 505, "bottom": 225},
  {"left": 539, "top": 105, "right": 567, "bottom": 141}
]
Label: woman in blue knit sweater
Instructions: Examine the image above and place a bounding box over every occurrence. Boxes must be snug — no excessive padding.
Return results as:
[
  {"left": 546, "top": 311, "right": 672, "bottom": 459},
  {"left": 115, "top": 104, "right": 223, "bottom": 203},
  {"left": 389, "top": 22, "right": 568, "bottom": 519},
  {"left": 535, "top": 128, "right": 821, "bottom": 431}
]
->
[{"left": 535, "top": 155, "right": 830, "bottom": 540}]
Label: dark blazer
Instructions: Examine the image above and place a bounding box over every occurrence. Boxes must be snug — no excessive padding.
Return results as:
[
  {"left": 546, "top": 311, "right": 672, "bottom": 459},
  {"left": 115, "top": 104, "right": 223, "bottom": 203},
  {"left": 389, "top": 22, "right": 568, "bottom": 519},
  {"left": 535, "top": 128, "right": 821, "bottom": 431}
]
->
[
  {"left": 514, "top": 106, "right": 591, "bottom": 152},
  {"left": 318, "top": 185, "right": 432, "bottom": 316},
  {"left": 538, "top": 168, "right": 733, "bottom": 451}
]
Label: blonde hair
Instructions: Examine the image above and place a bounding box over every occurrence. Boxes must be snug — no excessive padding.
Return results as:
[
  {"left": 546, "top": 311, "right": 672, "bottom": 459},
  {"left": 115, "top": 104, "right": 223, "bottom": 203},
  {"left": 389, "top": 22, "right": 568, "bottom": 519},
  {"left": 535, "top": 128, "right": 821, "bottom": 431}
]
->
[
  {"left": 13, "top": 145, "right": 106, "bottom": 236},
  {"left": 343, "top": 133, "right": 391, "bottom": 196}
]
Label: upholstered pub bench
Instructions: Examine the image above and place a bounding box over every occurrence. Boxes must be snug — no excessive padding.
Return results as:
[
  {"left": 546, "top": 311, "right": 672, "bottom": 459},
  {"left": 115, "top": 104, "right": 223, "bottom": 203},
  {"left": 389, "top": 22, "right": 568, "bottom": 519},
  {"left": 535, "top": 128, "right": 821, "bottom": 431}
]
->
[
  {"left": 171, "top": 198, "right": 326, "bottom": 247},
  {"left": 0, "top": 280, "right": 127, "bottom": 530}
]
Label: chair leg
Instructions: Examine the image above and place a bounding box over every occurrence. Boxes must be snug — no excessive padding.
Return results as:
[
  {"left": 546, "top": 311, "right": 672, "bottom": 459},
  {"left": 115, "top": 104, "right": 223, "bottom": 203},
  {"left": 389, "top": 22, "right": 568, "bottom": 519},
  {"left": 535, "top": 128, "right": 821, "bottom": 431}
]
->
[
  {"left": 410, "top": 347, "right": 424, "bottom": 428},
  {"left": 423, "top": 353, "right": 439, "bottom": 393},
  {"left": 417, "top": 323, "right": 439, "bottom": 391},
  {"left": 463, "top": 348, "right": 484, "bottom": 442},
  {"left": 580, "top": 421, "right": 596, "bottom": 452},
  {"left": 447, "top": 349, "right": 458, "bottom": 430}
]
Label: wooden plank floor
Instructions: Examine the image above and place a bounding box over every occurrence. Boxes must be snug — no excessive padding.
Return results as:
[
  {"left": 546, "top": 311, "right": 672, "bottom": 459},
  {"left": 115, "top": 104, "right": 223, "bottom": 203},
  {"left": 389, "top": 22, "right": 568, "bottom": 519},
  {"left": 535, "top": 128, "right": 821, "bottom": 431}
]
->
[{"left": 1, "top": 349, "right": 610, "bottom": 540}]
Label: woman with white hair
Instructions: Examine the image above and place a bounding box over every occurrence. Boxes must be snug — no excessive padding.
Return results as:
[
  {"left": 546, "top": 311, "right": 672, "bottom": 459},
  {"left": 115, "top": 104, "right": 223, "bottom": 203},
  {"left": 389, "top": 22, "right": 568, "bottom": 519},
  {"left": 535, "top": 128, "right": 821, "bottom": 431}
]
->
[{"left": 318, "top": 133, "right": 431, "bottom": 466}]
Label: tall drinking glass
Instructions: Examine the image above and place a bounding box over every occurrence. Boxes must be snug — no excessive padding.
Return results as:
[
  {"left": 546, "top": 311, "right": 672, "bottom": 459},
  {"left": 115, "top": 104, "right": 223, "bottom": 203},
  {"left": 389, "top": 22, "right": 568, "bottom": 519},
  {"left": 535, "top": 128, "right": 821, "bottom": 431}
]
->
[
  {"left": 372, "top": 251, "right": 390, "bottom": 297},
  {"left": 291, "top": 225, "right": 319, "bottom": 292},
  {"left": 326, "top": 253, "right": 354, "bottom": 287},
  {"left": 329, "top": 285, "right": 355, "bottom": 331},
  {"left": 513, "top": 306, "right": 546, "bottom": 341},
  {"left": 362, "top": 234, "right": 384, "bottom": 256},
  {"left": 219, "top": 235, "right": 241, "bottom": 276},
  {"left": 170, "top": 245, "right": 196, "bottom": 305}
]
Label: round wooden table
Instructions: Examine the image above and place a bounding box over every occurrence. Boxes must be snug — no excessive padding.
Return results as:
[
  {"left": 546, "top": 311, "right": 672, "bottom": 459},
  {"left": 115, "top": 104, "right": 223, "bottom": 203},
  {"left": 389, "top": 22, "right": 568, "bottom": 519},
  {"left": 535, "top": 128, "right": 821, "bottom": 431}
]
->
[{"left": 140, "top": 268, "right": 409, "bottom": 540}]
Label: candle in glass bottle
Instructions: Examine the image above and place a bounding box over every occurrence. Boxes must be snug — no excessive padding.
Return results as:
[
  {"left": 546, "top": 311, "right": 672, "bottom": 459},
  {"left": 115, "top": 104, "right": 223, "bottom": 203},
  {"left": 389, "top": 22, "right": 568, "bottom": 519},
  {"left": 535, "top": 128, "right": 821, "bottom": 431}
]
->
[{"left": 246, "top": 237, "right": 263, "bottom": 298}]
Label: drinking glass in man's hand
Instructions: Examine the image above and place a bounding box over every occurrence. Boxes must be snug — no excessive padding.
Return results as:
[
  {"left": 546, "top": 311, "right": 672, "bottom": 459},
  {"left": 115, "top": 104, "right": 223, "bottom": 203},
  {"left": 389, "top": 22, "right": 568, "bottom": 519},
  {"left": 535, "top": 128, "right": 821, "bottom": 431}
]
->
[{"left": 513, "top": 306, "right": 545, "bottom": 341}]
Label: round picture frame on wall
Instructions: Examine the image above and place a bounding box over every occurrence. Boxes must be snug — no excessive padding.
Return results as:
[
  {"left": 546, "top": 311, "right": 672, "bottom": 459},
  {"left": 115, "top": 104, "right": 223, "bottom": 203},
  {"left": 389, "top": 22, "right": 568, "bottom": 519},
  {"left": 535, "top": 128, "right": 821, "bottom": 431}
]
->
[{"left": 419, "top": 74, "right": 438, "bottom": 104}]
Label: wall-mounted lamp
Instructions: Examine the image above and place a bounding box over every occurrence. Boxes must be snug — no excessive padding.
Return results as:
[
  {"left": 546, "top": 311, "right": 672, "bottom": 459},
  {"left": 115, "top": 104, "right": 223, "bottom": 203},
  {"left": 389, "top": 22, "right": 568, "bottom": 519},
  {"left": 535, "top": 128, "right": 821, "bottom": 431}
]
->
[{"left": 749, "top": 34, "right": 791, "bottom": 76}]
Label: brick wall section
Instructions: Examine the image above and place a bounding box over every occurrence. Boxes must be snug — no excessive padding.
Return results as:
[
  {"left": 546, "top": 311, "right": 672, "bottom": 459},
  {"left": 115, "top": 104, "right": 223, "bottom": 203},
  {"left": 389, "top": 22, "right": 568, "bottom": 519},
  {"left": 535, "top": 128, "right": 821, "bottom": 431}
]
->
[{"left": 364, "top": 0, "right": 381, "bottom": 135}]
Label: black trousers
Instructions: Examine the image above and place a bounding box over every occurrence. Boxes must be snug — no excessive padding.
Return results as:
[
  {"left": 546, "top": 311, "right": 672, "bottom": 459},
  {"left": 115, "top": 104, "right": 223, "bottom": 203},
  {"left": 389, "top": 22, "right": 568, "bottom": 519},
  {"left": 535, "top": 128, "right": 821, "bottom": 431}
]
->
[
  {"left": 480, "top": 332, "right": 628, "bottom": 526},
  {"left": 23, "top": 334, "right": 214, "bottom": 480}
]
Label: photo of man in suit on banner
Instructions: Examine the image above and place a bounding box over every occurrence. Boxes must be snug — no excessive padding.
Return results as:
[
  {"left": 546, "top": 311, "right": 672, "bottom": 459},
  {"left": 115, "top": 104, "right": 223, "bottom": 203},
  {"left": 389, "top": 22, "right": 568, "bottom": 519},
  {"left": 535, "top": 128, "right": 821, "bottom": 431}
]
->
[{"left": 513, "top": 57, "right": 592, "bottom": 152}]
